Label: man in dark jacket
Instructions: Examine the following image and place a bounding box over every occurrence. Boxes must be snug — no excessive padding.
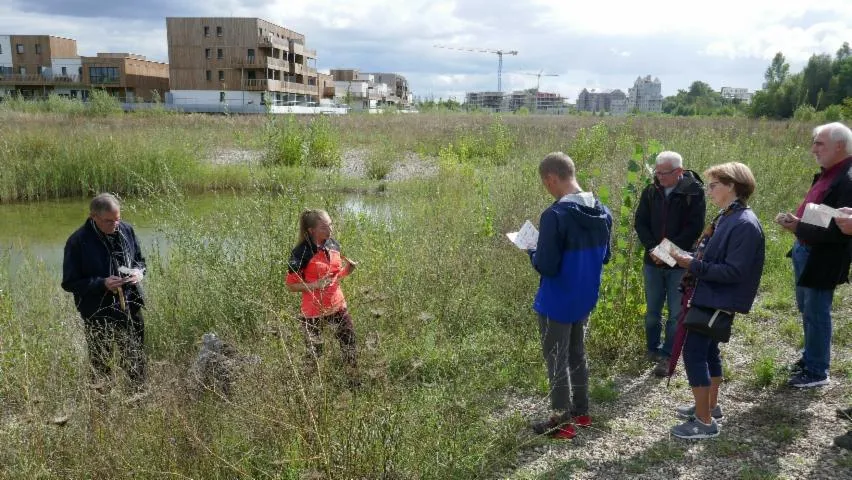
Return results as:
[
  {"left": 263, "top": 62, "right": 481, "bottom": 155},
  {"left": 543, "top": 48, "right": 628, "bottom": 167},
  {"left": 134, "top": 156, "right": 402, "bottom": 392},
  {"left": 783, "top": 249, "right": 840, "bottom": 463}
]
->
[
  {"left": 527, "top": 152, "right": 612, "bottom": 439},
  {"left": 62, "top": 193, "right": 147, "bottom": 390},
  {"left": 634, "top": 151, "right": 706, "bottom": 376},
  {"left": 775, "top": 122, "right": 852, "bottom": 388}
]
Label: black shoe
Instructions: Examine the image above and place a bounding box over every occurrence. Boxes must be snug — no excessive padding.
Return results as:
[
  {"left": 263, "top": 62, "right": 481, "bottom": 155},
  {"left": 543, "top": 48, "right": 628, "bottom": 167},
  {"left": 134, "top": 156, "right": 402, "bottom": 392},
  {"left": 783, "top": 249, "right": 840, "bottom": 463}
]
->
[
  {"left": 786, "top": 358, "right": 805, "bottom": 375},
  {"left": 834, "top": 430, "right": 852, "bottom": 450},
  {"left": 653, "top": 358, "right": 670, "bottom": 377}
]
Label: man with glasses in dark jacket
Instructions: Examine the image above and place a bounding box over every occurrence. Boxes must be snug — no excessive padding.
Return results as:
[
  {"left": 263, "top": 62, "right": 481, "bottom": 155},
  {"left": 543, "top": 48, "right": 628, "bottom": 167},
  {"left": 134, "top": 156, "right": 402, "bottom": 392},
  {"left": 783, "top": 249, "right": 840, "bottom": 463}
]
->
[
  {"left": 775, "top": 122, "right": 852, "bottom": 389},
  {"left": 634, "top": 151, "right": 706, "bottom": 376},
  {"left": 62, "top": 193, "right": 148, "bottom": 392}
]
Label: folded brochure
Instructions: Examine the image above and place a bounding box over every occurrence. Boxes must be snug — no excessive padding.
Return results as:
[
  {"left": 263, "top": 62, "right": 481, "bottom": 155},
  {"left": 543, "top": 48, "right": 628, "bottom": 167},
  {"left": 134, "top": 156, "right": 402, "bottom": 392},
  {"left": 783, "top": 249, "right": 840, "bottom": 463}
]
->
[
  {"left": 650, "top": 238, "right": 687, "bottom": 267},
  {"left": 507, "top": 220, "right": 539, "bottom": 250}
]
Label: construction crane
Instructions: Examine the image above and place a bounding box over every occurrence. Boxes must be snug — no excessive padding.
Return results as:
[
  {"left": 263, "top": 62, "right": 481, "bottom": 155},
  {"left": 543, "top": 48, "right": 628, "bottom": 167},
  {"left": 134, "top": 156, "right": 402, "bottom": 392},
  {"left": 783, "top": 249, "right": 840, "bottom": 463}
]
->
[
  {"left": 520, "top": 70, "right": 559, "bottom": 94},
  {"left": 433, "top": 45, "right": 518, "bottom": 93}
]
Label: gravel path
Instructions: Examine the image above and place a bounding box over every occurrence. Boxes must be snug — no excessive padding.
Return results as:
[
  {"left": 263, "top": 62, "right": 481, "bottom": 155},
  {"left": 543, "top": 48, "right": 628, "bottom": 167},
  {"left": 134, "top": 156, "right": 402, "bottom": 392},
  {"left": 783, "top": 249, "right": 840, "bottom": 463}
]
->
[
  {"left": 341, "top": 148, "right": 438, "bottom": 181},
  {"left": 494, "top": 304, "right": 852, "bottom": 480},
  {"left": 207, "top": 147, "right": 437, "bottom": 182}
]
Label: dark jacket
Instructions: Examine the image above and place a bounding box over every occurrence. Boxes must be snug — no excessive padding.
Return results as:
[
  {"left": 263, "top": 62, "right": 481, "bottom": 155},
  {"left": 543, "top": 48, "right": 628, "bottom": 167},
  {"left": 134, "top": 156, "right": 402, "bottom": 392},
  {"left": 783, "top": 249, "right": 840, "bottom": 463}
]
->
[
  {"left": 634, "top": 171, "right": 706, "bottom": 266},
  {"left": 689, "top": 205, "right": 765, "bottom": 314},
  {"left": 62, "top": 220, "right": 146, "bottom": 321},
  {"left": 793, "top": 157, "right": 852, "bottom": 289},
  {"left": 530, "top": 192, "right": 613, "bottom": 324}
]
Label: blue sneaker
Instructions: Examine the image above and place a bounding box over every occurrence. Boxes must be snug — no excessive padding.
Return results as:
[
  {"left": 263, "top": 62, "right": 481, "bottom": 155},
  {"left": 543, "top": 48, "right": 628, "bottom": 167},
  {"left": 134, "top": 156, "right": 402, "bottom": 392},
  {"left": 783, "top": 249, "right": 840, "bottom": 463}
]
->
[
  {"left": 787, "top": 371, "right": 829, "bottom": 388},
  {"left": 671, "top": 417, "right": 720, "bottom": 439}
]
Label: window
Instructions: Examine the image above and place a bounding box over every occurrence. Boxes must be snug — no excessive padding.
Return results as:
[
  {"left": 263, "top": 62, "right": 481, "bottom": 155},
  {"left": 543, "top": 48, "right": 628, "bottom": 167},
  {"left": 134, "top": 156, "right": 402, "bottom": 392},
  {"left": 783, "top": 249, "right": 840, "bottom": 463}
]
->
[
  {"left": 0, "top": 44, "right": 3, "bottom": 54},
  {"left": 217, "top": 48, "right": 223, "bottom": 59},
  {"left": 205, "top": 48, "right": 211, "bottom": 59},
  {"left": 247, "top": 48, "right": 255, "bottom": 59},
  {"left": 61, "top": 66, "right": 67, "bottom": 75},
  {"left": 219, "top": 91, "right": 225, "bottom": 102},
  {"left": 218, "top": 70, "right": 224, "bottom": 81},
  {"left": 89, "top": 66, "right": 119, "bottom": 84},
  {"left": 35, "top": 44, "right": 41, "bottom": 54},
  {"left": 204, "top": 26, "right": 210, "bottom": 37},
  {"left": 216, "top": 26, "right": 223, "bottom": 37},
  {"left": 259, "top": 28, "right": 263, "bottom": 36},
  {"left": 19, "top": 67, "right": 26, "bottom": 75},
  {"left": 16, "top": 44, "right": 24, "bottom": 54},
  {"left": 206, "top": 70, "right": 211, "bottom": 81},
  {"left": 247, "top": 70, "right": 256, "bottom": 80}
]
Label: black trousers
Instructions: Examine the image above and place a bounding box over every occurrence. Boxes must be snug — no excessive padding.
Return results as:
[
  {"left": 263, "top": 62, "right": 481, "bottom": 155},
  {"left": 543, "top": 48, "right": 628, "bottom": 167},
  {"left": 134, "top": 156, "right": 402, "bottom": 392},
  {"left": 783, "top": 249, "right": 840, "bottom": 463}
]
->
[{"left": 83, "top": 308, "right": 147, "bottom": 386}]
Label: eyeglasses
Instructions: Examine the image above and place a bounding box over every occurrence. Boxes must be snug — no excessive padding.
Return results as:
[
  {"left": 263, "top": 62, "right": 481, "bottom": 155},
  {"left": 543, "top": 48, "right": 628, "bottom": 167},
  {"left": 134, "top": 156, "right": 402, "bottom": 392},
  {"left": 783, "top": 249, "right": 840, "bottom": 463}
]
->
[{"left": 654, "top": 168, "right": 679, "bottom": 176}]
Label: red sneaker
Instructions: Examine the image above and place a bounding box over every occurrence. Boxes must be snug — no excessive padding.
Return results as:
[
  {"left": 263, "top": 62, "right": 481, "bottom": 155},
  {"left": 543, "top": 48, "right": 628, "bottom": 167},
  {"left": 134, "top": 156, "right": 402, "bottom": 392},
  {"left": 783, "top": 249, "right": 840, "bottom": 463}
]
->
[
  {"left": 573, "top": 415, "right": 592, "bottom": 428},
  {"left": 551, "top": 423, "right": 577, "bottom": 439}
]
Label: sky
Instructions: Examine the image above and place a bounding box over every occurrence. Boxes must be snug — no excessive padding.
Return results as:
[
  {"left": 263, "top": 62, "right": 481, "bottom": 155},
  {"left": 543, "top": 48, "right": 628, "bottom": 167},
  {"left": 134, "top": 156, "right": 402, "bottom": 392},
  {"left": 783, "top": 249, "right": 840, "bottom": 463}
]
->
[{"left": 2, "top": 0, "right": 851, "bottom": 102}]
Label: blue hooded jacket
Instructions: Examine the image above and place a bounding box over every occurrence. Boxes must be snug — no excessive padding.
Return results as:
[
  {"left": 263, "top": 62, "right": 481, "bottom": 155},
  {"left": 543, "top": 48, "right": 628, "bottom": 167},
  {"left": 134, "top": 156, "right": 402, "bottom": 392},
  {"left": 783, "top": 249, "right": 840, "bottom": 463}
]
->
[{"left": 530, "top": 192, "right": 613, "bottom": 323}]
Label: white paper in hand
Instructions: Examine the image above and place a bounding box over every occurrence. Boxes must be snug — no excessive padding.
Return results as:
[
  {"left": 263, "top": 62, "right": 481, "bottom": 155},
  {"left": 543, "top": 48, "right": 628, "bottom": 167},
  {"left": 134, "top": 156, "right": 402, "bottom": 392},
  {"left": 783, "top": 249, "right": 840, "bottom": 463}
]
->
[
  {"left": 801, "top": 203, "right": 848, "bottom": 228},
  {"left": 651, "top": 239, "right": 687, "bottom": 267},
  {"left": 507, "top": 220, "right": 539, "bottom": 250}
]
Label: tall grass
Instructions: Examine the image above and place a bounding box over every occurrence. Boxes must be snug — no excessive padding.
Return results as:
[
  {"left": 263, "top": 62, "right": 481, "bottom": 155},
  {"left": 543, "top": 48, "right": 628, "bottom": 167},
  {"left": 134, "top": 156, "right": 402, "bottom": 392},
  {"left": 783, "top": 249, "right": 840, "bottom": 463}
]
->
[{"left": 0, "top": 112, "right": 840, "bottom": 478}]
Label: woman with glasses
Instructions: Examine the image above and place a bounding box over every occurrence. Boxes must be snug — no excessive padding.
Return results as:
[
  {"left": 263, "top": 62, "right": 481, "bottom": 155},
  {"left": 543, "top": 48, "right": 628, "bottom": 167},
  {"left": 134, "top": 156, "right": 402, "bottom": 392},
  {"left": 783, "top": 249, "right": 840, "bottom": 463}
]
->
[{"left": 668, "top": 162, "right": 766, "bottom": 439}]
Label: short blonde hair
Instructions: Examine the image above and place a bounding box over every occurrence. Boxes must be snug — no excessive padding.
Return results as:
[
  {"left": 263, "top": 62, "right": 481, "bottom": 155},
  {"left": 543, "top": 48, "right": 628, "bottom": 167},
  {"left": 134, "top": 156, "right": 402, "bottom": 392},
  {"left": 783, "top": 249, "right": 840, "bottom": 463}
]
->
[
  {"left": 704, "top": 162, "right": 756, "bottom": 204},
  {"left": 539, "top": 152, "right": 575, "bottom": 180}
]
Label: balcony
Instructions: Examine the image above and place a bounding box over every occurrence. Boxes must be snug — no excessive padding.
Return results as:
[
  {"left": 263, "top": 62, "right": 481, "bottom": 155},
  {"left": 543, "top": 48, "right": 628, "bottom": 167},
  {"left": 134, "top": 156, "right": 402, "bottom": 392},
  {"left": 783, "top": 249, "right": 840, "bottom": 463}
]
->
[
  {"left": 244, "top": 78, "right": 268, "bottom": 91},
  {"left": 258, "top": 34, "right": 289, "bottom": 51},
  {"left": 0, "top": 73, "right": 86, "bottom": 85},
  {"left": 231, "top": 56, "right": 288, "bottom": 70}
]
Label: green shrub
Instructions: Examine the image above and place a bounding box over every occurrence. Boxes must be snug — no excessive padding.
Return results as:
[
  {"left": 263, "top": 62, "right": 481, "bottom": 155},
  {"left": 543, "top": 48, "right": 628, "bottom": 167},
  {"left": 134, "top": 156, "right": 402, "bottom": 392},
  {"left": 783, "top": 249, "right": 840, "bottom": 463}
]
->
[
  {"left": 307, "top": 115, "right": 341, "bottom": 168},
  {"left": 264, "top": 115, "right": 305, "bottom": 166}
]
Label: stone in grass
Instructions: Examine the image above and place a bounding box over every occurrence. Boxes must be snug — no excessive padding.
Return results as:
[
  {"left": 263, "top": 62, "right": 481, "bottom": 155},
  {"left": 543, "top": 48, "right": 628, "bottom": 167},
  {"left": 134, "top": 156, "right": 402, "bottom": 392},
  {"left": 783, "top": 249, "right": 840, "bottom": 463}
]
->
[
  {"left": 50, "top": 414, "right": 70, "bottom": 426},
  {"left": 187, "top": 332, "right": 260, "bottom": 399}
]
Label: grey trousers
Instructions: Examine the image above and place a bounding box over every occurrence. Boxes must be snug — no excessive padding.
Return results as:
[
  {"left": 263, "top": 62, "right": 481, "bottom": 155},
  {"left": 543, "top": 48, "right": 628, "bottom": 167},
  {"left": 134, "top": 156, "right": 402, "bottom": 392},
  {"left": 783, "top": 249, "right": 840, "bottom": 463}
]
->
[{"left": 538, "top": 315, "right": 589, "bottom": 415}]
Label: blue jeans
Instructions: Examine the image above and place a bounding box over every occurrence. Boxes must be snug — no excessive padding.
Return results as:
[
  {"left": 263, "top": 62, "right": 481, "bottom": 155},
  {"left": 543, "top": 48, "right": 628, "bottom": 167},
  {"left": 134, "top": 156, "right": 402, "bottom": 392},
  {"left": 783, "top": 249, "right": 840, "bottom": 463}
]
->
[
  {"left": 792, "top": 241, "right": 833, "bottom": 378},
  {"left": 643, "top": 264, "right": 684, "bottom": 358}
]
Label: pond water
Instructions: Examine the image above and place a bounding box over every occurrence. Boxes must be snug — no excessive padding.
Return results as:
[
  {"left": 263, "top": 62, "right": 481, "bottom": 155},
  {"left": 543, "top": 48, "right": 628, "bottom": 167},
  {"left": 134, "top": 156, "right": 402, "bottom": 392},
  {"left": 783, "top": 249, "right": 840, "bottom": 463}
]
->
[{"left": 0, "top": 193, "right": 395, "bottom": 274}]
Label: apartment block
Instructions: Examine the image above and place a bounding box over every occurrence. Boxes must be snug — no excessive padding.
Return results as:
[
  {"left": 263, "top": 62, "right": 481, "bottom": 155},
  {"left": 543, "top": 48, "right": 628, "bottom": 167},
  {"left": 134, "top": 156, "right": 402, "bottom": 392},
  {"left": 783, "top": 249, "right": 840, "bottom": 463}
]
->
[
  {"left": 576, "top": 88, "right": 627, "bottom": 115},
  {"left": 720, "top": 86, "right": 753, "bottom": 104},
  {"left": 166, "top": 17, "right": 320, "bottom": 108},
  {"left": 0, "top": 35, "right": 168, "bottom": 102},
  {"left": 627, "top": 75, "right": 663, "bottom": 113},
  {"left": 330, "top": 69, "right": 411, "bottom": 109}
]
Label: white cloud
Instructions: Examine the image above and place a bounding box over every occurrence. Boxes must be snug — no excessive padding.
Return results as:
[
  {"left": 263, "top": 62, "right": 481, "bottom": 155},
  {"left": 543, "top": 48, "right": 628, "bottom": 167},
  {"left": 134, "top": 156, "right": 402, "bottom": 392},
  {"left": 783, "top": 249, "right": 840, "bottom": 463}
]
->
[{"left": 1, "top": 0, "right": 850, "bottom": 100}]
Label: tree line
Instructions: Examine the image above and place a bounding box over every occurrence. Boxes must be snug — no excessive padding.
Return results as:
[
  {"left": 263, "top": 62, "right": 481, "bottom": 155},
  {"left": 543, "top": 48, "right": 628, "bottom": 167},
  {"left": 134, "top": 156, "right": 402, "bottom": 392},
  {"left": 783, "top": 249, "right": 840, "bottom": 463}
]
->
[{"left": 664, "top": 42, "right": 852, "bottom": 120}]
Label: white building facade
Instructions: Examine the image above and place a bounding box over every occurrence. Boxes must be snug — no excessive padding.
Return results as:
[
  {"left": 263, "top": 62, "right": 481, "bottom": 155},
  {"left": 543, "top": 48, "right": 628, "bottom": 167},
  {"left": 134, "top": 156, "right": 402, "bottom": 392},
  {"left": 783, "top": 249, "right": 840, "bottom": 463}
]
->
[{"left": 627, "top": 75, "right": 663, "bottom": 113}]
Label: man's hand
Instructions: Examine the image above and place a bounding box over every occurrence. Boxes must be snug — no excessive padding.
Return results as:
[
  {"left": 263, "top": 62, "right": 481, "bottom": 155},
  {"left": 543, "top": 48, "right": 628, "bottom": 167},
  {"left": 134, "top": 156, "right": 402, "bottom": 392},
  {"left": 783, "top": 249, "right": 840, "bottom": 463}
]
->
[
  {"left": 835, "top": 207, "right": 852, "bottom": 235},
  {"left": 775, "top": 212, "right": 799, "bottom": 233},
  {"left": 104, "top": 275, "right": 126, "bottom": 292},
  {"left": 648, "top": 251, "right": 665, "bottom": 265}
]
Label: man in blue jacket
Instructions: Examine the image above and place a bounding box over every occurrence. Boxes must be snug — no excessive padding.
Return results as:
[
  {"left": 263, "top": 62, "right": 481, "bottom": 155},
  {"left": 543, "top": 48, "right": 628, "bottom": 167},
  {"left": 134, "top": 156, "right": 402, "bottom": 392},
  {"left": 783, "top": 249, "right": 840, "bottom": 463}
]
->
[
  {"left": 62, "top": 193, "right": 147, "bottom": 391},
  {"left": 528, "top": 152, "right": 612, "bottom": 439},
  {"left": 634, "top": 151, "right": 705, "bottom": 376}
]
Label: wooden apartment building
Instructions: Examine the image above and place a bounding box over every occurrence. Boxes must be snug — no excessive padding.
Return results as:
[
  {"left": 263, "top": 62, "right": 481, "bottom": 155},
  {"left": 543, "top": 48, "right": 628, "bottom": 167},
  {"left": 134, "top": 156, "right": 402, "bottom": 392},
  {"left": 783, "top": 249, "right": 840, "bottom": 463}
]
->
[
  {"left": 0, "top": 35, "right": 169, "bottom": 102},
  {"left": 166, "top": 17, "right": 324, "bottom": 107}
]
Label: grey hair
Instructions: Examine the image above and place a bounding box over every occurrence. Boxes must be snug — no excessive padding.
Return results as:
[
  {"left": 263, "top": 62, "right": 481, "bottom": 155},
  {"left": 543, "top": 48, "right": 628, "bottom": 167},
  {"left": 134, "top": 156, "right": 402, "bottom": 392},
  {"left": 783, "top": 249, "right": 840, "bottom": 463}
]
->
[
  {"left": 656, "top": 151, "right": 683, "bottom": 169},
  {"left": 89, "top": 193, "right": 121, "bottom": 215},
  {"left": 539, "top": 152, "right": 575, "bottom": 180},
  {"left": 813, "top": 122, "right": 852, "bottom": 155}
]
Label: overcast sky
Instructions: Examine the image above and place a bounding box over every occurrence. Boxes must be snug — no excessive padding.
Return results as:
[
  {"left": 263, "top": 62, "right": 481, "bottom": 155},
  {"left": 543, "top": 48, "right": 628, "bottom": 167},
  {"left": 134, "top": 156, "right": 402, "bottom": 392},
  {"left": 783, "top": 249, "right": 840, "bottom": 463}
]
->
[{"left": 2, "top": 0, "right": 850, "bottom": 101}]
